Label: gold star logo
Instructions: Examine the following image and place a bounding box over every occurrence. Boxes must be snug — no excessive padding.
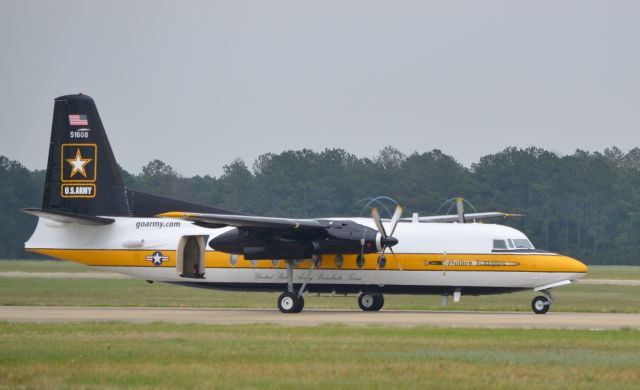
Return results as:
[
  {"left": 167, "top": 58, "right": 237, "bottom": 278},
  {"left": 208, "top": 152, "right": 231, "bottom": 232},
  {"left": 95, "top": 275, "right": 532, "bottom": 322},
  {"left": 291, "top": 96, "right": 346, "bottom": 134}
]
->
[{"left": 65, "top": 148, "right": 92, "bottom": 178}]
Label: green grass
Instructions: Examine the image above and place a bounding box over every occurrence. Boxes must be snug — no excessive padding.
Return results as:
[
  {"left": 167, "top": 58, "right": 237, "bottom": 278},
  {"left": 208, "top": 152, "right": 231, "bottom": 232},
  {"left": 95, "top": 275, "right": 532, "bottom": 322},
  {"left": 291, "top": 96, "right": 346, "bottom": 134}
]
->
[
  {"left": 2, "top": 261, "right": 639, "bottom": 388},
  {"left": 1, "top": 276, "right": 639, "bottom": 313},
  {"left": 585, "top": 265, "right": 640, "bottom": 280},
  {"left": 0, "top": 259, "right": 91, "bottom": 272},
  {"left": 1, "top": 260, "right": 639, "bottom": 313},
  {"left": 0, "top": 322, "right": 638, "bottom": 389}
]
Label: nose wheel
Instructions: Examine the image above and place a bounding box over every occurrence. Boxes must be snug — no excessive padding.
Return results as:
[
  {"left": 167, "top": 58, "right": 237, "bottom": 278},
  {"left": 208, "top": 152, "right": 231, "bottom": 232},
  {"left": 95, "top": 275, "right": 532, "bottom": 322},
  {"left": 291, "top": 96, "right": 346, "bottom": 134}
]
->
[
  {"left": 531, "top": 295, "right": 551, "bottom": 314},
  {"left": 358, "top": 293, "right": 384, "bottom": 311}
]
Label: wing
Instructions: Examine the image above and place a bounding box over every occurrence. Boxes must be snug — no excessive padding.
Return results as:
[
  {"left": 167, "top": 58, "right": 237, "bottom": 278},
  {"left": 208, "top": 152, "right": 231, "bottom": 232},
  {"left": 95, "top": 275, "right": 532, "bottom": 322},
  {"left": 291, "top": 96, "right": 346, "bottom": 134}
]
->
[
  {"left": 157, "top": 211, "right": 326, "bottom": 230},
  {"left": 158, "top": 211, "right": 379, "bottom": 260},
  {"left": 404, "top": 212, "right": 522, "bottom": 223}
]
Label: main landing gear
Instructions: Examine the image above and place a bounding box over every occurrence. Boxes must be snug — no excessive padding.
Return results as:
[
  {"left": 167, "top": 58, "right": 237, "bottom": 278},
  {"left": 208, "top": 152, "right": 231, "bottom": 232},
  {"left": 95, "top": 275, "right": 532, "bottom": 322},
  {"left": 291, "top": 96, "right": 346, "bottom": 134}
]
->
[
  {"left": 276, "top": 258, "right": 387, "bottom": 314},
  {"left": 277, "top": 258, "right": 312, "bottom": 313},
  {"left": 531, "top": 290, "right": 554, "bottom": 314},
  {"left": 278, "top": 291, "right": 304, "bottom": 313},
  {"left": 358, "top": 293, "right": 384, "bottom": 311}
]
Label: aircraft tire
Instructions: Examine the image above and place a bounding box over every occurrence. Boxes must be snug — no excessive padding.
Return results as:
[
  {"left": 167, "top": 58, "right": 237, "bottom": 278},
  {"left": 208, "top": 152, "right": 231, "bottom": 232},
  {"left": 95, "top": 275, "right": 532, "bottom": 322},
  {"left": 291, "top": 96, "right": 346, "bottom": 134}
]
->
[
  {"left": 278, "top": 292, "right": 303, "bottom": 313},
  {"left": 372, "top": 294, "right": 384, "bottom": 311},
  {"left": 358, "top": 293, "right": 384, "bottom": 311},
  {"left": 293, "top": 295, "right": 305, "bottom": 313},
  {"left": 531, "top": 296, "right": 550, "bottom": 314}
]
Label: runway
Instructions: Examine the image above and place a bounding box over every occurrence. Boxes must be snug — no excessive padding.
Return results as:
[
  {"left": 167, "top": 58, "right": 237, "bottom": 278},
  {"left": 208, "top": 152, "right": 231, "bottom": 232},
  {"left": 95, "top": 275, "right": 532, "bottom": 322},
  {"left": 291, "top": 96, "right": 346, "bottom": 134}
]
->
[{"left": 1, "top": 306, "right": 638, "bottom": 329}]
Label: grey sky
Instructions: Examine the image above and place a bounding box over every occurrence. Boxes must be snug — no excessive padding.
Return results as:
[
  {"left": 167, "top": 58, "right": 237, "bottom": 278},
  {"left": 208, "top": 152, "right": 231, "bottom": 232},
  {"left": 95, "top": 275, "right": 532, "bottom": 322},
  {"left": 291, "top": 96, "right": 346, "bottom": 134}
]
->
[{"left": 1, "top": 1, "right": 638, "bottom": 177}]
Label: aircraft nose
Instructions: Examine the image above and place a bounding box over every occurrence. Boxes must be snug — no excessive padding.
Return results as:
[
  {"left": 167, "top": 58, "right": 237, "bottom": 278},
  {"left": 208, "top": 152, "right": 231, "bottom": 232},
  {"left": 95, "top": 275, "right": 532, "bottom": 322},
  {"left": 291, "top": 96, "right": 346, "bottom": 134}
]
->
[{"left": 565, "top": 256, "right": 588, "bottom": 274}]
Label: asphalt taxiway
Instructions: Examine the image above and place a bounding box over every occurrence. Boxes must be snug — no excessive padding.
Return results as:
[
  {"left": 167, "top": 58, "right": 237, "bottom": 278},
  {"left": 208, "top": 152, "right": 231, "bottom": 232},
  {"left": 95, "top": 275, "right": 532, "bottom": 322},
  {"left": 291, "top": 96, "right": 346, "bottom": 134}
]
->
[{"left": 1, "top": 306, "right": 638, "bottom": 330}]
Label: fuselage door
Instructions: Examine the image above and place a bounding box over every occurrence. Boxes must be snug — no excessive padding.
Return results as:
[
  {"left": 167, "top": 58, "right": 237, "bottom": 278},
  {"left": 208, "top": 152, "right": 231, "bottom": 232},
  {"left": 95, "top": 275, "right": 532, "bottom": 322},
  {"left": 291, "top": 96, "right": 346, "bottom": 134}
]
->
[{"left": 176, "top": 235, "right": 208, "bottom": 279}]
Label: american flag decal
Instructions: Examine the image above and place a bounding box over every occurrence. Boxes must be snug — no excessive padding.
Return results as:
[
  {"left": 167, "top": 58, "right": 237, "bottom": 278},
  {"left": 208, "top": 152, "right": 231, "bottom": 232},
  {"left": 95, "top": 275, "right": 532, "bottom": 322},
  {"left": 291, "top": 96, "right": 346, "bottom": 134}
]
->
[{"left": 68, "top": 114, "right": 88, "bottom": 126}]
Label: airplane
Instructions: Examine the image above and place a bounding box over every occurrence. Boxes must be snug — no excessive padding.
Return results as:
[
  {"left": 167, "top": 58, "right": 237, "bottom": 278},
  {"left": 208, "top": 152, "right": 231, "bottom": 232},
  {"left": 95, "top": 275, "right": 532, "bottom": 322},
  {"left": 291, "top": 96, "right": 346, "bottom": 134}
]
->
[{"left": 23, "top": 94, "right": 588, "bottom": 314}]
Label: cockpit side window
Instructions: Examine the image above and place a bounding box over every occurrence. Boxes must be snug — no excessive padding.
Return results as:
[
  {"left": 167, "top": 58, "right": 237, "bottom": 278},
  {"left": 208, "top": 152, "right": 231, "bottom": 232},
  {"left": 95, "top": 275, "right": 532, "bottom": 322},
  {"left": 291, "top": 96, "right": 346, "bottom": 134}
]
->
[{"left": 493, "top": 239, "right": 507, "bottom": 250}]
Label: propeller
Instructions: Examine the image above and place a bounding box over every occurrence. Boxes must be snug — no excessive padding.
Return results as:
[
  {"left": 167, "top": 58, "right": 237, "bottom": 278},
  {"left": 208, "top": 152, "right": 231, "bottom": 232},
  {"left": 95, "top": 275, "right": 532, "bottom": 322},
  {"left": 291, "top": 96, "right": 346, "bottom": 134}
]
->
[
  {"left": 455, "top": 197, "right": 465, "bottom": 223},
  {"left": 371, "top": 204, "right": 402, "bottom": 270}
]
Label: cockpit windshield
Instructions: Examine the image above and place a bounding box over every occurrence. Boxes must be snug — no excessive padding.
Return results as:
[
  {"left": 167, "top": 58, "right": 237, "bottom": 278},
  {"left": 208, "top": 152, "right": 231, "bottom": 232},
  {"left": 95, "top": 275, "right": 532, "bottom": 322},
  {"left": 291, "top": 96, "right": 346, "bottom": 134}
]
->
[
  {"left": 512, "top": 239, "right": 534, "bottom": 249},
  {"left": 493, "top": 238, "right": 534, "bottom": 250}
]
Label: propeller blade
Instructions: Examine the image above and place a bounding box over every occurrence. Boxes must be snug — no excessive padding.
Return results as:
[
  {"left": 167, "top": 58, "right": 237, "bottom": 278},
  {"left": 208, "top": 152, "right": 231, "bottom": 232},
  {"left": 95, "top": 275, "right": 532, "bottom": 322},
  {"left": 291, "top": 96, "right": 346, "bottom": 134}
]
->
[
  {"left": 371, "top": 207, "right": 388, "bottom": 238},
  {"left": 456, "top": 197, "right": 465, "bottom": 223},
  {"left": 388, "top": 204, "right": 404, "bottom": 236},
  {"left": 389, "top": 246, "right": 402, "bottom": 271}
]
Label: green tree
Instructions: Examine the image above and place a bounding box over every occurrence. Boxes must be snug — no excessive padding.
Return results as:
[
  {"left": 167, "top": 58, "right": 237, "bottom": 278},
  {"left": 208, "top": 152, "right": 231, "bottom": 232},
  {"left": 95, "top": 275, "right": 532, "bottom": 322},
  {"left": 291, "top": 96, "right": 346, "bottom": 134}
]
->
[{"left": 0, "top": 157, "right": 43, "bottom": 258}]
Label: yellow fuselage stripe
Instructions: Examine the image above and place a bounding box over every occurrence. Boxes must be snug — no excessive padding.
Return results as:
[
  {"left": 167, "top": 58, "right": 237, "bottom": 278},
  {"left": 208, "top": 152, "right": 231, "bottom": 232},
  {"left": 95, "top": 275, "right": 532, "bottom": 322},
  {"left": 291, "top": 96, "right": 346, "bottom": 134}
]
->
[{"left": 29, "top": 248, "right": 588, "bottom": 273}]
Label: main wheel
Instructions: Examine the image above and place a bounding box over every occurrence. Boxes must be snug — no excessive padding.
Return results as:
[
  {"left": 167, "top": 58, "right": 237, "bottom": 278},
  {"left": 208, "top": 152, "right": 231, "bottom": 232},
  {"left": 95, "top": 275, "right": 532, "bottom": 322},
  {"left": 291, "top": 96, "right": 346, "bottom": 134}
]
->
[
  {"left": 531, "top": 296, "right": 550, "bottom": 314},
  {"left": 293, "top": 295, "right": 305, "bottom": 313},
  {"left": 278, "top": 292, "right": 303, "bottom": 313},
  {"left": 372, "top": 294, "right": 384, "bottom": 311},
  {"left": 358, "top": 293, "right": 384, "bottom": 311}
]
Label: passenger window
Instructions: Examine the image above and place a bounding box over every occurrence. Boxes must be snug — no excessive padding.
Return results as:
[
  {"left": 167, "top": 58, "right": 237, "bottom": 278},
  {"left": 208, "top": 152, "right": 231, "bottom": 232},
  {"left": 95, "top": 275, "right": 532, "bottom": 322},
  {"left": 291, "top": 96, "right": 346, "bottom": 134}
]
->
[{"left": 493, "top": 239, "right": 507, "bottom": 250}]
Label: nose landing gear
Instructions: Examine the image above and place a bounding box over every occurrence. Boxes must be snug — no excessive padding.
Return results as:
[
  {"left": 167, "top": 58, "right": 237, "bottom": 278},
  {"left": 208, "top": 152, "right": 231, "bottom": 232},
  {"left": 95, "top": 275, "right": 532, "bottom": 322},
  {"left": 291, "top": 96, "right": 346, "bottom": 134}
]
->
[
  {"left": 531, "top": 290, "right": 554, "bottom": 314},
  {"left": 531, "top": 296, "right": 550, "bottom": 314}
]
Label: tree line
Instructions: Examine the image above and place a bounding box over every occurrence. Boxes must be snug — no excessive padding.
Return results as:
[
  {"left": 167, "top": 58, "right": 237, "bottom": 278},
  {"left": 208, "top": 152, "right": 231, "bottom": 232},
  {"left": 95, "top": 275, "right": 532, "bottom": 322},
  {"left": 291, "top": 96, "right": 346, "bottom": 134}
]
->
[{"left": 2, "top": 146, "right": 639, "bottom": 264}]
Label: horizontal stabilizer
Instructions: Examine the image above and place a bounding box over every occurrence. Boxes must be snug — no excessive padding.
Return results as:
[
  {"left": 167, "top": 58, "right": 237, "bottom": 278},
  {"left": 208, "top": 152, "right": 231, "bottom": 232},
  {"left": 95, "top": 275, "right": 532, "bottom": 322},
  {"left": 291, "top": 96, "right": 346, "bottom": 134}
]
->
[
  {"left": 21, "top": 208, "right": 114, "bottom": 226},
  {"left": 158, "top": 212, "right": 325, "bottom": 230}
]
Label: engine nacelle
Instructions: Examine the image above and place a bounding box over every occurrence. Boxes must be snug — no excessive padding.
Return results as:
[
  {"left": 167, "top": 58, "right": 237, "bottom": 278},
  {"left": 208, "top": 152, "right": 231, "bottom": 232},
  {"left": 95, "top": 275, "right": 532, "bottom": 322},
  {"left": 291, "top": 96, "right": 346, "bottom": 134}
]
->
[{"left": 209, "top": 220, "right": 380, "bottom": 260}]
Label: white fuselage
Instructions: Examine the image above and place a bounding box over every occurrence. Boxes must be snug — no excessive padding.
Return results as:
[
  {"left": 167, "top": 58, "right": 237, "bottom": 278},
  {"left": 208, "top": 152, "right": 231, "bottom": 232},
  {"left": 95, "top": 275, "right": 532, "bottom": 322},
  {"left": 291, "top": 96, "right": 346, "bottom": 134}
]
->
[{"left": 26, "top": 216, "right": 588, "bottom": 295}]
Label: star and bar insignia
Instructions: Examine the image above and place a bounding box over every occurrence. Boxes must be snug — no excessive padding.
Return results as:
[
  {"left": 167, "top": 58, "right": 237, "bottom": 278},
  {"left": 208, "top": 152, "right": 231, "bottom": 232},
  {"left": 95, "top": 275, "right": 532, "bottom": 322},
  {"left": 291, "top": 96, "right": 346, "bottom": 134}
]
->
[{"left": 145, "top": 251, "right": 169, "bottom": 266}]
